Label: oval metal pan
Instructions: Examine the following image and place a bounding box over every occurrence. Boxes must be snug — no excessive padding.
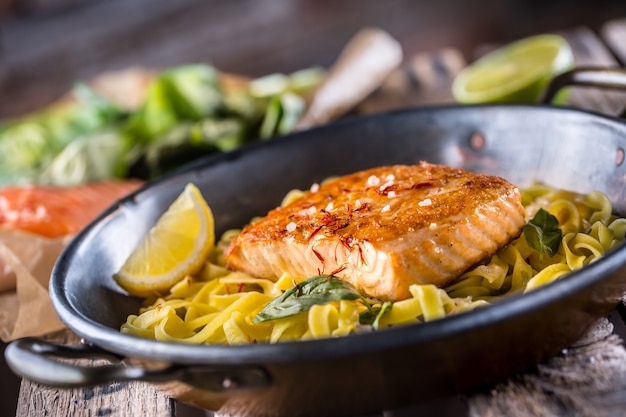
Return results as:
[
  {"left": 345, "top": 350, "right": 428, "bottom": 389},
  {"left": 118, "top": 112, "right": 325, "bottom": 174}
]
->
[{"left": 49, "top": 104, "right": 626, "bottom": 416}]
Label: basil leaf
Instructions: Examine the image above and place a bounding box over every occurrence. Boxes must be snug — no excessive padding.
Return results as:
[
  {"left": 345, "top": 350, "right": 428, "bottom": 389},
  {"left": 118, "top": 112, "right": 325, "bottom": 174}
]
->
[
  {"left": 523, "top": 208, "right": 563, "bottom": 262},
  {"left": 253, "top": 275, "right": 362, "bottom": 323}
]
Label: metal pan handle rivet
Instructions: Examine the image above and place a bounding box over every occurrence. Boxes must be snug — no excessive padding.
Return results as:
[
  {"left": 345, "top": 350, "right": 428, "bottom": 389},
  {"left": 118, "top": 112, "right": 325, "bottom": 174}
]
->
[
  {"left": 616, "top": 148, "right": 625, "bottom": 167},
  {"left": 469, "top": 132, "right": 486, "bottom": 151},
  {"left": 222, "top": 377, "right": 239, "bottom": 389}
]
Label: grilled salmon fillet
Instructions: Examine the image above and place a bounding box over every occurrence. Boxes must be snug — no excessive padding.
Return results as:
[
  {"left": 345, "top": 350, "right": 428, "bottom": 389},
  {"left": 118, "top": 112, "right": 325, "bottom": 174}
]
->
[{"left": 225, "top": 163, "right": 525, "bottom": 301}]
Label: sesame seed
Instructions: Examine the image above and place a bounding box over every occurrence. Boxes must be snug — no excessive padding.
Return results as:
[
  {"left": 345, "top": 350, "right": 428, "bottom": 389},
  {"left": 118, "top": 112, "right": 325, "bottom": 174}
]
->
[
  {"left": 381, "top": 204, "right": 391, "bottom": 213},
  {"left": 418, "top": 198, "right": 433, "bottom": 207},
  {"left": 367, "top": 175, "right": 380, "bottom": 187},
  {"left": 298, "top": 206, "right": 317, "bottom": 216},
  {"left": 378, "top": 181, "right": 390, "bottom": 190},
  {"left": 325, "top": 202, "right": 334, "bottom": 211},
  {"left": 385, "top": 174, "right": 395, "bottom": 182},
  {"left": 310, "top": 183, "right": 320, "bottom": 192},
  {"left": 388, "top": 191, "right": 396, "bottom": 198},
  {"left": 355, "top": 199, "right": 362, "bottom": 209},
  {"left": 286, "top": 222, "right": 297, "bottom": 232}
]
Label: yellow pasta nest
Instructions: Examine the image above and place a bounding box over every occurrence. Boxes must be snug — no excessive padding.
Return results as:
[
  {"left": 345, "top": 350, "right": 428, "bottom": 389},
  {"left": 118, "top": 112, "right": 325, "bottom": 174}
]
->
[{"left": 120, "top": 183, "right": 626, "bottom": 344}]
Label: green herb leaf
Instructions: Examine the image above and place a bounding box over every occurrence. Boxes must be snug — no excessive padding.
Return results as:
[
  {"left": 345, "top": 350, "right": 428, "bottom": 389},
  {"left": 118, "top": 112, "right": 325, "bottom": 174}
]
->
[
  {"left": 523, "top": 208, "right": 563, "bottom": 261},
  {"left": 359, "top": 301, "right": 393, "bottom": 330},
  {"left": 253, "top": 275, "right": 362, "bottom": 323}
]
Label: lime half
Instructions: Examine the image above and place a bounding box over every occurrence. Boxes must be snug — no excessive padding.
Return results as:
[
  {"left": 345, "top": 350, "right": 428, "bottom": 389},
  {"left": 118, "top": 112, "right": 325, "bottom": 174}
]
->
[{"left": 452, "top": 34, "right": 574, "bottom": 104}]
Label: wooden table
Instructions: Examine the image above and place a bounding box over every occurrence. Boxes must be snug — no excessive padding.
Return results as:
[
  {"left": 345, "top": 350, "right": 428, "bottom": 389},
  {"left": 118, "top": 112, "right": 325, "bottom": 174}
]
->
[{"left": 10, "top": 17, "right": 626, "bottom": 417}]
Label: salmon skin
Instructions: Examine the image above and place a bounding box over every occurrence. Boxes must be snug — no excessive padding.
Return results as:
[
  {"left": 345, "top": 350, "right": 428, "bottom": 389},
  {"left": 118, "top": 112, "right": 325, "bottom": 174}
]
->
[
  {"left": 226, "top": 163, "right": 525, "bottom": 301},
  {"left": 0, "top": 180, "right": 143, "bottom": 238}
]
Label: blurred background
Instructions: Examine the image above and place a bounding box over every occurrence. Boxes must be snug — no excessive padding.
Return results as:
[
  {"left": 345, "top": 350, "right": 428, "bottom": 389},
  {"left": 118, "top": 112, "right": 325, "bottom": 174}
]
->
[{"left": 1, "top": 0, "right": 625, "bottom": 119}]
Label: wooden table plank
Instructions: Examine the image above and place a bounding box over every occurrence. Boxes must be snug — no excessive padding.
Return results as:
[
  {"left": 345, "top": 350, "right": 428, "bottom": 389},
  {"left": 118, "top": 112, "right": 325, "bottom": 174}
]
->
[
  {"left": 601, "top": 17, "right": 626, "bottom": 65},
  {"left": 561, "top": 26, "right": 626, "bottom": 116},
  {"left": 356, "top": 47, "right": 466, "bottom": 114},
  {"left": 15, "top": 331, "right": 175, "bottom": 417},
  {"left": 468, "top": 318, "right": 626, "bottom": 417}
]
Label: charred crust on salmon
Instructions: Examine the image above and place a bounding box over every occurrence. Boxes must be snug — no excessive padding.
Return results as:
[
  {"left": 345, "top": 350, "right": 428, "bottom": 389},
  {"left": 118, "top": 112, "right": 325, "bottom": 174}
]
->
[{"left": 225, "top": 162, "right": 525, "bottom": 301}]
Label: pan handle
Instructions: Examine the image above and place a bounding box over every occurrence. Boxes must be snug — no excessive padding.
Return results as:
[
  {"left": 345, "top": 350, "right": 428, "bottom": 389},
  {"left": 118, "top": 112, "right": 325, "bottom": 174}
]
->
[
  {"left": 5, "top": 337, "right": 271, "bottom": 391},
  {"left": 541, "top": 67, "right": 626, "bottom": 117}
]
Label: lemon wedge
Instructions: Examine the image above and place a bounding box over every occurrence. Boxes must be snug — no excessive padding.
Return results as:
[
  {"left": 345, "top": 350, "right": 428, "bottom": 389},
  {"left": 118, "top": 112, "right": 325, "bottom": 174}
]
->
[
  {"left": 452, "top": 34, "right": 574, "bottom": 104},
  {"left": 114, "top": 183, "right": 215, "bottom": 297}
]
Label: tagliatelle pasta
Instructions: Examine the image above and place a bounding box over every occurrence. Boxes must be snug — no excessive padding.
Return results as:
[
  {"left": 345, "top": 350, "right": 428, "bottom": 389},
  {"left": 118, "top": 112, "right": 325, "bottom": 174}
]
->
[{"left": 121, "top": 183, "right": 626, "bottom": 344}]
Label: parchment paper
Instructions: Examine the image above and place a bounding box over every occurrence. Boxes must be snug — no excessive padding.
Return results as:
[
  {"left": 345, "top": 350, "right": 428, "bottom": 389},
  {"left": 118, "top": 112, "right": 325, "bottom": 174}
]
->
[{"left": 0, "top": 229, "right": 71, "bottom": 341}]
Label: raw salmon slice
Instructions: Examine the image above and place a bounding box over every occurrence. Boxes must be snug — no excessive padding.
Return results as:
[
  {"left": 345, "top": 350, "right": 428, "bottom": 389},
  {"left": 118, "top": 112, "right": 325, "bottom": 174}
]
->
[
  {"left": 226, "top": 163, "right": 525, "bottom": 301},
  {"left": 0, "top": 180, "right": 143, "bottom": 238}
]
